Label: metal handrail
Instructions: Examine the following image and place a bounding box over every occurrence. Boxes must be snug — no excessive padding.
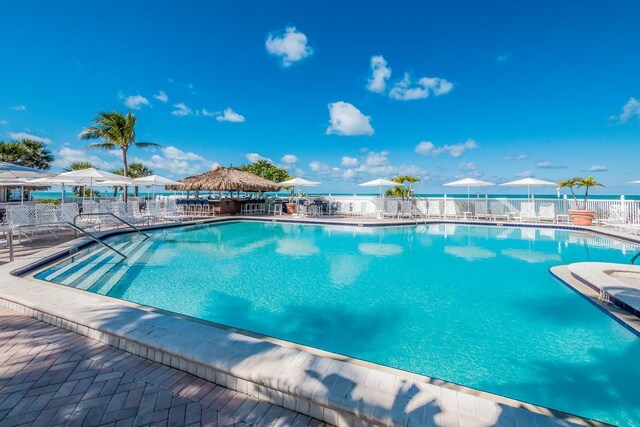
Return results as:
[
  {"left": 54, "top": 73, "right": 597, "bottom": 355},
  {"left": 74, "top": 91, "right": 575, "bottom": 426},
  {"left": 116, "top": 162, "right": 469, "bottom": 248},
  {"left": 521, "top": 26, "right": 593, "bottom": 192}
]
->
[
  {"left": 8, "top": 222, "right": 127, "bottom": 262},
  {"left": 632, "top": 251, "right": 640, "bottom": 265},
  {"left": 73, "top": 213, "right": 150, "bottom": 239}
]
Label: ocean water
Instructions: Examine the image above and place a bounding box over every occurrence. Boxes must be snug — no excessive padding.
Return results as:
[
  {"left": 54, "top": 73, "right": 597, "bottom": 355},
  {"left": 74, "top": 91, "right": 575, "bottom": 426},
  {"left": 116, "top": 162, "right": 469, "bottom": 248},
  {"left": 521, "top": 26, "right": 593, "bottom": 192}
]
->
[{"left": 36, "top": 222, "right": 640, "bottom": 425}]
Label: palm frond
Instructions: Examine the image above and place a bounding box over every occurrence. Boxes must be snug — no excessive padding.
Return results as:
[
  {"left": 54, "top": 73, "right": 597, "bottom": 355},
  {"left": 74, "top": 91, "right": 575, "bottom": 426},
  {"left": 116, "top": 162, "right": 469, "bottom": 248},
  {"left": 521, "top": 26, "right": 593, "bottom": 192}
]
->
[
  {"left": 87, "top": 142, "right": 118, "bottom": 150},
  {"left": 134, "top": 142, "right": 162, "bottom": 148}
]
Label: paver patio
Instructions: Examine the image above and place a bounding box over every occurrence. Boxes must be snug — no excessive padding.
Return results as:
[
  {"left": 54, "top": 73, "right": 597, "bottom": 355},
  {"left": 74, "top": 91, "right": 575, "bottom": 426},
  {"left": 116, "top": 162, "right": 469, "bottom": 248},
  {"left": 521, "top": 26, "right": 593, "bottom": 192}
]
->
[{"left": 0, "top": 306, "right": 326, "bottom": 427}]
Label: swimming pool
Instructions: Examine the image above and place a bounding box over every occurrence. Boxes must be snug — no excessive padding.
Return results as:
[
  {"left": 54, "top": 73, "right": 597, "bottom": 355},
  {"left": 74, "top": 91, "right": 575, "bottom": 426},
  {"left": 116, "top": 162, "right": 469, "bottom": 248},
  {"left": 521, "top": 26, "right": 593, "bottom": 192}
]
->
[{"left": 36, "top": 221, "right": 640, "bottom": 425}]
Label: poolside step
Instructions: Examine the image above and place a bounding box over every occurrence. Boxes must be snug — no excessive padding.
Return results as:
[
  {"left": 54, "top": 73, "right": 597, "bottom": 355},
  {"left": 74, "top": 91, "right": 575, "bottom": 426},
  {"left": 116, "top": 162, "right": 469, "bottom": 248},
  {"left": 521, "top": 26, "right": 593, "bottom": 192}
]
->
[
  {"left": 59, "top": 241, "right": 132, "bottom": 287},
  {"left": 71, "top": 238, "right": 150, "bottom": 291},
  {"left": 89, "top": 239, "right": 155, "bottom": 296},
  {"left": 43, "top": 244, "right": 113, "bottom": 282}
]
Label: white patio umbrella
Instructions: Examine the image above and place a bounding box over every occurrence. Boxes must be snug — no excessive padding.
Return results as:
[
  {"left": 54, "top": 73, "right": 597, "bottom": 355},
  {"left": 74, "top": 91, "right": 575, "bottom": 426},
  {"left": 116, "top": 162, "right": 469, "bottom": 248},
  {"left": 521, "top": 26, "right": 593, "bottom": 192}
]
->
[
  {"left": 0, "top": 162, "right": 53, "bottom": 179},
  {"left": 0, "top": 178, "right": 33, "bottom": 205},
  {"left": 29, "top": 176, "right": 93, "bottom": 205},
  {"left": 444, "top": 178, "right": 495, "bottom": 210},
  {"left": 277, "top": 178, "right": 320, "bottom": 215},
  {"left": 57, "top": 168, "right": 128, "bottom": 199},
  {"left": 500, "top": 177, "right": 557, "bottom": 198},
  {"left": 358, "top": 178, "right": 401, "bottom": 197},
  {"left": 133, "top": 175, "right": 182, "bottom": 198}
]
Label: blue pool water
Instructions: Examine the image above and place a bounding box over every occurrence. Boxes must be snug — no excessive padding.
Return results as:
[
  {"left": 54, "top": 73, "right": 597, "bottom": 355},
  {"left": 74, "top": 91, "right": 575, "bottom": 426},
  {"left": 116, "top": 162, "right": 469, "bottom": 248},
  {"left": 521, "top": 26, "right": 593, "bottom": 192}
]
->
[{"left": 36, "top": 221, "right": 640, "bottom": 425}]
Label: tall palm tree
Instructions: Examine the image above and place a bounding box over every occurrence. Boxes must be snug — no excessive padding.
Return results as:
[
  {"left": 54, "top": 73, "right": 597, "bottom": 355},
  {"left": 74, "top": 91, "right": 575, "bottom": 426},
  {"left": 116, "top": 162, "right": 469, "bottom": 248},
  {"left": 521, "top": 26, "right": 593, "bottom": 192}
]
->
[
  {"left": 113, "top": 162, "right": 154, "bottom": 197},
  {"left": 64, "top": 161, "right": 98, "bottom": 197},
  {"left": 78, "top": 111, "right": 160, "bottom": 178}
]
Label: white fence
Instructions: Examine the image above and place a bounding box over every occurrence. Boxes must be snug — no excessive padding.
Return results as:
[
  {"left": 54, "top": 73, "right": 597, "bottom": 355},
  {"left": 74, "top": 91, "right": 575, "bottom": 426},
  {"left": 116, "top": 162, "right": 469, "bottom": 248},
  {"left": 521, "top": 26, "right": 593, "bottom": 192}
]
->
[{"left": 328, "top": 195, "right": 640, "bottom": 225}]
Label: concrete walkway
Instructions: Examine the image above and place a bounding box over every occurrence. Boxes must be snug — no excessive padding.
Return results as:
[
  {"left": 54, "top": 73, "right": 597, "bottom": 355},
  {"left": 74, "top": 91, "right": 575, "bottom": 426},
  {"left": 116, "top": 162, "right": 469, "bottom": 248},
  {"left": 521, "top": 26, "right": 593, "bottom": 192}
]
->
[{"left": 0, "top": 306, "right": 326, "bottom": 427}]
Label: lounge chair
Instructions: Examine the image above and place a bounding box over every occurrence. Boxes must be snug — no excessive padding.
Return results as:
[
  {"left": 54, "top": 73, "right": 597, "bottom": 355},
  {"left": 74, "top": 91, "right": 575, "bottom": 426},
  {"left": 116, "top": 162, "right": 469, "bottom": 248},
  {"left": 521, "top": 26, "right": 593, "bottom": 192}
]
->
[
  {"left": 600, "top": 205, "right": 628, "bottom": 228},
  {"left": 474, "top": 201, "right": 492, "bottom": 220},
  {"left": 538, "top": 203, "right": 556, "bottom": 223},
  {"left": 427, "top": 200, "right": 442, "bottom": 218},
  {"left": 490, "top": 201, "right": 510, "bottom": 221},
  {"left": 413, "top": 199, "right": 428, "bottom": 219},
  {"left": 444, "top": 200, "right": 460, "bottom": 219},
  {"left": 519, "top": 202, "right": 537, "bottom": 222}
]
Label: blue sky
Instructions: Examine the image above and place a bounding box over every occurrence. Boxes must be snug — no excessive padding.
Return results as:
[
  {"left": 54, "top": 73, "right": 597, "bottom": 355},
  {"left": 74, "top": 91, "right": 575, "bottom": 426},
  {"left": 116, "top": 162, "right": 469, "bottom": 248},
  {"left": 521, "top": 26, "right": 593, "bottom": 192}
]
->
[{"left": 1, "top": 1, "right": 639, "bottom": 194}]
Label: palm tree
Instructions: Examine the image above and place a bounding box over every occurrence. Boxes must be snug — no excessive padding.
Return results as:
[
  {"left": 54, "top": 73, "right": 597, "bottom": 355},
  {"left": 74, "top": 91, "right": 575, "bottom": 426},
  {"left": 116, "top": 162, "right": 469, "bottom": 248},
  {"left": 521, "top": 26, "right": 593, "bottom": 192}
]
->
[
  {"left": 559, "top": 176, "right": 603, "bottom": 209},
  {"left": 64, "top": 161, "right": 98, "bottom": 197},
  {"left": 0, "top": 139, "right": 54, "bottom": 170},
  {"left": 558, "top": 177, "right": 580, "bottom": 203},
  {"left": 78, "top": 111, "right": 159, "bottom": 176},
  {"left": 576, "top": 176, "right": 604, "bottom": 209},
  {"left": 385, "top": 175, "right": 421, "bottom": 199},
  {"left": 113, "top": 162, "right": 154, "bottom": 196}
]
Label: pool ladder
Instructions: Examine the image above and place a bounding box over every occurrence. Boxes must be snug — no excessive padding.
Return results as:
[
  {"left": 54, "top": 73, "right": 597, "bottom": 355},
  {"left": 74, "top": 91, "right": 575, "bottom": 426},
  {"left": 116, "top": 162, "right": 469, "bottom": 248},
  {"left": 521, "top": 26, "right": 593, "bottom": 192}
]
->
[{"left": 632, "top": 250, "right": 640, "bottom": 265}]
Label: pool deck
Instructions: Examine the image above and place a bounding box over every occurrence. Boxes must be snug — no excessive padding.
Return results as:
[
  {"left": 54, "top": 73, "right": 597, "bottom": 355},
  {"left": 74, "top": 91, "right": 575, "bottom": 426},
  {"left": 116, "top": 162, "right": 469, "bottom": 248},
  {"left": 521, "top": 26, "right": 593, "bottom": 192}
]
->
[
  {"left": 0, "top": 305, "right": 323, "bottom": 427},
  {"left": 1, "top": 216, "right": 637, "bottom": 426}
]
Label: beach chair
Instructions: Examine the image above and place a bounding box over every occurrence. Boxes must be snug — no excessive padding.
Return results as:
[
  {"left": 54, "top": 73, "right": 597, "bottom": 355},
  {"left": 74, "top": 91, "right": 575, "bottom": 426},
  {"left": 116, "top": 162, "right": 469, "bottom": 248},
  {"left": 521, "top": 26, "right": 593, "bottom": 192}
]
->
[
  {"left": 490, "top": 201, "right": 510, "bottom": 221},
  {"left": 474, "top": 201, "right": 492, "bottom": 220},
  {"left": 538, "top": 203, "right": 556, "bottom": 223},
  {"left": 361, "top": 201, "right": 377, "bottom": 218},
  {"left": 427, "top": 200, "right": 442, "bottom": 218},
  {"left": 6, "top": 206, "right": 37, "bottom": 242},
  {"left": 519, "top": 202, "right": 538, "bottom": 222},
  {"left": 444, "top": 200, "right": 460, "bottom": 219},
  {"left": 383, "top": 200, "right": 402, "bottom": 218},
  {"left": 59, "top": 203, "right": 79, "bottom": 224},
  {"left": 600, "top": 205, "right": 628, "bottom": 228}
]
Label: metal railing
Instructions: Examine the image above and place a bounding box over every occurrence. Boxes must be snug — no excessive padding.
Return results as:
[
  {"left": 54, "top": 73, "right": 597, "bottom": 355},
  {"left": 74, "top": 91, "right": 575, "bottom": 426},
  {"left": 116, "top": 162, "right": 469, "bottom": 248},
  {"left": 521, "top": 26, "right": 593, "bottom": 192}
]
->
[
  {"left": 8, "top": 222, "right": 127, "bottom": 262},
  {"left": 73, "top": 213, "right": 150, "bottom": 239},
  {"left": 632, "top": 251, "right": 640, "bottom": 265},
  {"left": 7, "top": 212, "right": 150, "bottom": 262}
]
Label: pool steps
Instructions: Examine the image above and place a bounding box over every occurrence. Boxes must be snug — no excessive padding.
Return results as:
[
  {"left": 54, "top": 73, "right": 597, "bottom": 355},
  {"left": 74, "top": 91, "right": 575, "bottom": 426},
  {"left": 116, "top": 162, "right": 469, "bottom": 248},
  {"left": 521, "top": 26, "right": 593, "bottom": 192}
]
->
[
  {"left": 90, "top": 239, "right": 154, "bottom": 295},
  {"left": 43, "top": 237, "right": 152, "bottom": 294}
]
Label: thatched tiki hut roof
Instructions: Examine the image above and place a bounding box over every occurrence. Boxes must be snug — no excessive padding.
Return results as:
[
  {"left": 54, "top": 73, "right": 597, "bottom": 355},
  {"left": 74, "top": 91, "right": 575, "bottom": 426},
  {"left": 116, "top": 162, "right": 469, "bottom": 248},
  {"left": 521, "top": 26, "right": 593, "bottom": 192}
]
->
[{"left": 167, "top": 166, "right": 281, "bottom": 192}]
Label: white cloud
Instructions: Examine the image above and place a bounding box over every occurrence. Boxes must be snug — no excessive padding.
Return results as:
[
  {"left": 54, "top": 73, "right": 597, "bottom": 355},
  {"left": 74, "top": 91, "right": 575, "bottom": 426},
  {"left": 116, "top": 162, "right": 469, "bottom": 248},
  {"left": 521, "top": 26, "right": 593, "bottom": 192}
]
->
[
  {"left": 8, "top": 131, "right": 52, "bottom": 144},
  {"left": 610, "top": 97, "right": 640, "bottom": 123},
  {"left": 53, "top": 146, "right": 117, "bottom": 170},
  {"left": 503, "top": 154, "right": 527, "bottom": 160},
  {"left": 265, "top": 26, "right": 313, "bottom": 67},
  {"left": 246, "top": 153, "right": 273, "bottom": 163},
  {"left": 326, "top": 102, "right": 374, "bottom": 136},
  {"left": 352, "top": 150, "right": 395, "bottom": 176},
  {"left": 588, "top": 165, "right": 608, "bottom": 172},
  {"left": 139, "top": 146, "right": 213, "bottom": 175},
  {"left": 309, "top": 161, "right": 329, "bottom": 172},
  {"left": 171, "top": 102, "right": 192, "bottom": 117},
  {"left": 341, "top": 156, "right": 359, "bottom": 167},
  {"left": 388, "top": 73, "right": 453, "bottom": 101},
  {"left": 458, "top": 162, "right": 476, "bottom": 171},
  {"left": 343, "top": 169, "right": 357, "bottom": 180},
  {"left": 153, "top": 91, "right": 168, "bottom": 103},
  {"left": 201, "top": 108, "right": 215, "bottom": 117},
  {"left": 11, "top": 105, "right": 26, "bottom": 111},
  {"left": 123, "top": 95, "right": 150, "bottom": 110},
  {"left": 215, "top": 108, "right": 245, "bottom": 123},
  {"left": 536, "top": 161, "right": 566, "bottom": 169},
  {"left": 281, "top": 154, "right": 298, "bottom": 164},
  {"left": 366, "top": 55, "right": 391, "bottom": 93},
  {"left": 515, "top": 170, "right": 535, "bottom": 178},
  {"left": 415, "top": 139, "right": 477, "bottom": 158}
]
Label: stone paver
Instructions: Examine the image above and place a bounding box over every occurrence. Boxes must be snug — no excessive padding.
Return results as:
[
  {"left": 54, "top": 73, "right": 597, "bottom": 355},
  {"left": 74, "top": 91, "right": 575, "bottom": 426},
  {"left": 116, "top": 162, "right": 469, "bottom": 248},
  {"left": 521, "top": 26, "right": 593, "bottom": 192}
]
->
[{"left": 0, "top": 306, "right": 327, "bottom": 427}]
